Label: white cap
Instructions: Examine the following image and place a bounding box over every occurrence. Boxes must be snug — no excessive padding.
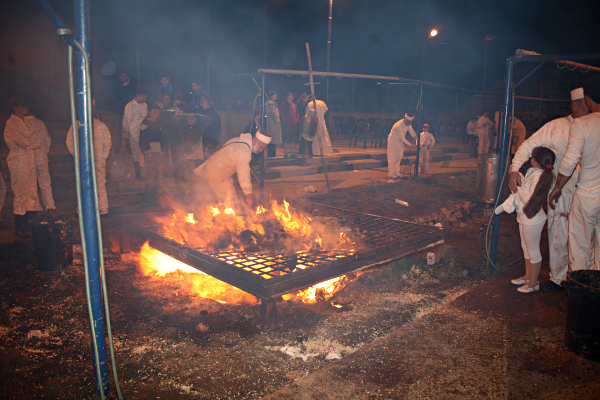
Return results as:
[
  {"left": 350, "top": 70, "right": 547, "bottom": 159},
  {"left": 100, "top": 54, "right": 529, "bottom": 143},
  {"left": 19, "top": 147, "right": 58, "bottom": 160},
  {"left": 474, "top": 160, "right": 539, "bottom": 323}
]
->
[
  {"left": 404, "top": 113, "right": 414, "bottom": 121},
  {"left": 571, "top": 87, "right": 584, "bottom": 101},
  {"left": 256, "top": 131, "right": 272, "bottom": 144}
]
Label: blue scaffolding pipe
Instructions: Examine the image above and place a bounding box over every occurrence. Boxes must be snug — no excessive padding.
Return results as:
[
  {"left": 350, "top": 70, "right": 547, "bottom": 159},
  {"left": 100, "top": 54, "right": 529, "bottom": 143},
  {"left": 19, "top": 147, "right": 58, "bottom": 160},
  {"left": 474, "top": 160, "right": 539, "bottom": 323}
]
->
[{"left": 490, "top": 51, "right": 600, "bottom": 267}]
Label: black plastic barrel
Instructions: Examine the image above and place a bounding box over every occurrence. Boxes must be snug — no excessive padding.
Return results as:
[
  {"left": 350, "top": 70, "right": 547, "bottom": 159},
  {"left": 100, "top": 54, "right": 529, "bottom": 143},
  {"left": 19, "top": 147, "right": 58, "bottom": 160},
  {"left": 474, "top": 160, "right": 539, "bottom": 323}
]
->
[
  {"left": 565, "top": 270, "right": 600, "bottom": 361},
  {"left": 30, "top": 215, "right": 74, "bottom": 271}
]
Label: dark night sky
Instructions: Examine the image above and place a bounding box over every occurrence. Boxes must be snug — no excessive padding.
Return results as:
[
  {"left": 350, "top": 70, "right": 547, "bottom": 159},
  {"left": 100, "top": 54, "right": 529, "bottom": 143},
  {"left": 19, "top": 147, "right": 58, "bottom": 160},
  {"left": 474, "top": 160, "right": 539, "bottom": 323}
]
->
[{"left": 2, "top": 0, "right": 600, "bottom": 98}]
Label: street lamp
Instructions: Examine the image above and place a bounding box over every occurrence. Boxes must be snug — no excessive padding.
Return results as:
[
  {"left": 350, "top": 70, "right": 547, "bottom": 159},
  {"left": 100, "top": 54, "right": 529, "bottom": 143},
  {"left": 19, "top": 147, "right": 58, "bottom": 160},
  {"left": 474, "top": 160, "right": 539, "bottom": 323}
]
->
[
  {"left": 422, "top": 29, "right": 438, "bottom": 80},
  {"left": 482, "top": 34, "right": 495, "bottom": 111}
]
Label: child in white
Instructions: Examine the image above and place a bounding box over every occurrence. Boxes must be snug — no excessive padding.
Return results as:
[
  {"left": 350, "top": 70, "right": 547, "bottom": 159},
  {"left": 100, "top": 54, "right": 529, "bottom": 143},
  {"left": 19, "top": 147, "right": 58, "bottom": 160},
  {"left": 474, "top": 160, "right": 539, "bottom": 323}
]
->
[
  {"left": 419, "top": 124, "right": 435, "bottom": 175},
  {"left": 495, "top": 147, "right": 556, "bottom": 293}
]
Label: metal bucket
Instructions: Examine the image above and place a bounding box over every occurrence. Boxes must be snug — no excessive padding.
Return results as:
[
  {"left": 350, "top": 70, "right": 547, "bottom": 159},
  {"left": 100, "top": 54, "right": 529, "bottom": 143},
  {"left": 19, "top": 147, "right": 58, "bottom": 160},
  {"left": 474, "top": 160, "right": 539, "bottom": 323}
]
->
[{"left": 476, "top": 153, "right": 499, "bottom": 203}]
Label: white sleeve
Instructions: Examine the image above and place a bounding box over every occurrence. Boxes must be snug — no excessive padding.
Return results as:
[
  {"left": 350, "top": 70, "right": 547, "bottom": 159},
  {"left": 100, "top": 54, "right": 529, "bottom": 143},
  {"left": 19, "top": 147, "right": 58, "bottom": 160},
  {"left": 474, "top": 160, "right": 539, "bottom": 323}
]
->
[
  {"left": 430, "top": 134, "right": 435, "bottom": 148},
  {"left": 122, "top": 103, "right": 131, "bottom": 132},
  {"left": 510, "top": 122, "right": 552, "bottom": 173},
  {"left": 66, "top": 122, "right": 79, "bottom": 157},
  {"left": 559, "top": 120, "right": 585, "bottom": 177},
  {"left": 407, "top": 125, "right": 417, "bottom": 138}
]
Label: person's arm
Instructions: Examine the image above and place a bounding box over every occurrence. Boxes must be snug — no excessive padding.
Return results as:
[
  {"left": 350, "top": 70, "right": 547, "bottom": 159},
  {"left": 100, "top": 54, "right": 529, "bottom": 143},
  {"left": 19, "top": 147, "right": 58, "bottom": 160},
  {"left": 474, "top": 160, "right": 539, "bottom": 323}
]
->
[
  {"left": 5, "top": 119, "right": 37, "bottom": 149},
  {"left": 98, "top": 121, "right": 112, "bottom": 160},
  {"left": 122, "top": 103, "right": 131, "bottom": 132},
  {"left": 66, "top": 122, "right": 78, "bottom": 157},
  {"left": 549, "top": 121, "right": 583, "bottom": 210},
  {"left": 235, "top": 150, "right": 253, "bottom": 196},
  {"left": 508, "top": 122, "right": 552, "bottom": 192},
  {"left": 548, "top": 173, "right": 573, "bottom": 209},
  {"left": 407, "top": 125, "right": 417, "bottom": 138}
]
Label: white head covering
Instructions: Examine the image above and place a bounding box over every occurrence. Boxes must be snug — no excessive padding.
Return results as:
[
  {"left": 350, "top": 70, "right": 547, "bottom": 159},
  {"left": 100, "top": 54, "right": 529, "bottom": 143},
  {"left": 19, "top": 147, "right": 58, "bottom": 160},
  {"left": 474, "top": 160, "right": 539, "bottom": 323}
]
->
[
  {"left": 571, "top": 87, "right": 584, "bottom": 101},
  {"left": 256, "top": 131, "right": 272, "bottom": 144},
  {"left": 404, "top": 113, "right": 414, "bottom": 121}
]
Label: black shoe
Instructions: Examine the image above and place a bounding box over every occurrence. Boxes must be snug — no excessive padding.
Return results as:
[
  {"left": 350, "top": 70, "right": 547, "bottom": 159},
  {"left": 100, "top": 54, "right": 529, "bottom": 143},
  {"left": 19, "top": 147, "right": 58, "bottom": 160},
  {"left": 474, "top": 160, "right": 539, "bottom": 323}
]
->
[{"left": 540, "top": 280, "right": 565, "bottom": 292}]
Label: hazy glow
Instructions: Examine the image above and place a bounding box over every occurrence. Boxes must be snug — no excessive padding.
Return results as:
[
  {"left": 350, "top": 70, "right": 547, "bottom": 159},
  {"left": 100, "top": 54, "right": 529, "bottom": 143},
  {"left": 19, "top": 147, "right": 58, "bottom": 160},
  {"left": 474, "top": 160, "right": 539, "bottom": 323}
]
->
[{"left": 430, "top": 29, "right": 438, "bottom": 37}]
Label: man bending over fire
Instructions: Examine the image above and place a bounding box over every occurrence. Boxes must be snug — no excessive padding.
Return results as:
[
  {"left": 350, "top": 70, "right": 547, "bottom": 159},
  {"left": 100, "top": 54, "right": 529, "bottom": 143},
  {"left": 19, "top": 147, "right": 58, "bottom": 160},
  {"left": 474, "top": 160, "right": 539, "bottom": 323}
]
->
[{"left": 193, "top": 131, "right": 271, "bottom": 207}]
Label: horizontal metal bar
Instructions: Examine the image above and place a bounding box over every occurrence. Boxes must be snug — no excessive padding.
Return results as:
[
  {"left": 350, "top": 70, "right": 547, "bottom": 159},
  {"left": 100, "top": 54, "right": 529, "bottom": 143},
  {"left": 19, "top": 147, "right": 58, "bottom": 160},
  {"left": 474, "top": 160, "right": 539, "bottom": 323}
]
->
[
  {"left": 516, "top": 49, "right": 600, "bottom": 73},
  {"left": 258, "top": 68, "right": 400, "bottom": 81}
]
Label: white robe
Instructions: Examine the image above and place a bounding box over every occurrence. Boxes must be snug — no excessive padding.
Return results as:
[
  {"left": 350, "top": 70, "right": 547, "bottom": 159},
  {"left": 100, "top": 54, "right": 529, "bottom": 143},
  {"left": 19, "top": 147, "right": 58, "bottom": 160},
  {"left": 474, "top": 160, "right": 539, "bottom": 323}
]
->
[
  {"left": 387, "top": 119, "right": 416, "bottom": 177},
  {"left": 122, "top": 99, "right": 147, "bottom": 162},
  {"left": 305, "top": 100, "right": 333, "bottom": 155},
  {"left": 25, "top": 116, "right": 55, "bottom": 209},
  {"left": 3, "top": 115, "right": 42, "bottom": 215},
  {"left": 194, "top": 133, "right": 253, "bottom": 203},
  {"left": 67, "top": 119, "right": 112, "bottom": 214}
]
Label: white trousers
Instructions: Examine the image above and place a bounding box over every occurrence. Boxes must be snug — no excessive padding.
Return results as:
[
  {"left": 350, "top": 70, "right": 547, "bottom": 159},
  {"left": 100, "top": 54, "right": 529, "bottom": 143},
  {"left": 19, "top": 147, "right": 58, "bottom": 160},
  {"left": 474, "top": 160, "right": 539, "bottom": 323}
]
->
[
  {"left": 568, "top": 189, "right": 600, "bottom": 271},
  {"left": 519, "top": 222, "right": 545, "bottom": 264},
  {"left": 387, "top": 137, "right": 406, "bottom": 177},
  {"left": 129, "top": 133, "right": 142, "bottom": 162},
  {"left": 419, "top": 147, "right": 430, "bottom": 174},
  {"left": 477, "top": 131, "right": 490, "bottom": 155},
  {"left": 36, "top": 162, "right": 55, "bottom": 210},
  {"left": 546, "top": 191, "right": 572, "bottom": 283}
]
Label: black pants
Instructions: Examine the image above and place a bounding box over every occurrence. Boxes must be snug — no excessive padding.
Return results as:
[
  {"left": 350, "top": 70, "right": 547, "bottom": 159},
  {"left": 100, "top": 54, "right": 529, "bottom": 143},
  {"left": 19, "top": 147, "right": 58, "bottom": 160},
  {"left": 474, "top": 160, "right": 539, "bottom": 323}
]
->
[{"left": 299, "top": 138, "right": 313, "bottom": 157}]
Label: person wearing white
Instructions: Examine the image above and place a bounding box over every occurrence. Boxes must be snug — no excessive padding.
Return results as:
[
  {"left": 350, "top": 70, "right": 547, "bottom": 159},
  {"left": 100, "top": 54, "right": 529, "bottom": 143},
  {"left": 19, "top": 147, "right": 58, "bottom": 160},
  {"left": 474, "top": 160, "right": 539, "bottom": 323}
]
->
[
  {"left": 466, "top": 117, "right": 477, "bottom": 143},
  {"left": 305, "top": 97, "right": 333, "bottom": 156},
  {"left": 24, "top": 115, "right": 55, "bottom": 210},
  {"left": 67, "top": 100, "right": 112, "bottom": 215},
  {"left": 194, "top": 132, "right": 271, "bottom": 207},
  {"left": 476, "top": 110, "right": 493, "bottom": 155},
  {"left": 122, "top": 88, "right": 148, "bottom": 179},
  {"left": 550, "top": 80, "right": 600, "bottom": 273},
  {"left": 387, "top": 114, "right": 417, "bottom": 178},
  {"left": 497, "top": 147, "right": 556, "bottom": 293},
  {"left": 3, "top": 96, "right": 42, "bottom": 238},
  {"left": 510, "top": 88, "right": 589, "bottom": 290},
  {"left": 419, "top": 123, "right": 435, "bottom": 175},
  {"left": 509, "top": 116, "right": 527, "bottom": 155}
]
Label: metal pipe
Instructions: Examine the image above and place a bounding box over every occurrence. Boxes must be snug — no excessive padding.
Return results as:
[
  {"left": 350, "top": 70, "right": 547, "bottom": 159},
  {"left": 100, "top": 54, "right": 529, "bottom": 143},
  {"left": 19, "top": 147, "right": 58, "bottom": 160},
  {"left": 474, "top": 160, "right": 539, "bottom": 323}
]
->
[
  {"left": 258, "top": 68, "right": 400, "bottom": 81},
  {"left": 75, "top": 0, "right": 109, "bottom": 395},
  {"left": 516, "top": 49, "right": 600, "bottom": 73},
  {"left": 514, "top": 61, "right": 546, "bottom": 89},
  {"left": 415, "top": 84, "right": 422, "bottom": 178},
  {"left": 260, "top": 73, "right": 266, "bottom": 194},
  {"left": 325, "top": 0, "right": 332, "bottom": 109}
]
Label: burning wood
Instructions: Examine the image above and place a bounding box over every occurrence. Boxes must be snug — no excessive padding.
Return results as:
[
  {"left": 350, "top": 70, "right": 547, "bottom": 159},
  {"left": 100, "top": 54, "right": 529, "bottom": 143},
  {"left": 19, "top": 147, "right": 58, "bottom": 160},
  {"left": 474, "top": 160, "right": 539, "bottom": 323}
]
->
[{"left": 134, "top": 200, "right": 363, "bottom": 304}]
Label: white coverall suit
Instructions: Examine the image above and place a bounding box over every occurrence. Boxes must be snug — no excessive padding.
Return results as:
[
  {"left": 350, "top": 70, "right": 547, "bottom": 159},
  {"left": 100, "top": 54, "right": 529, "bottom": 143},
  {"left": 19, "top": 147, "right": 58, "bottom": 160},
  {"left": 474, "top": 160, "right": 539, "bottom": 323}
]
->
[
  {"left": 305, "top": 100, "right": 333, "bottom": 156},
  {"left": 419, "top": 131, "right": 435, "bottom": 174},
  {"left": 193, "top": 133, "right": 253, "bottom": 203},
  {"left": 558, "top": 112, "right": 600, "bottom": 272},
  {"left": 0, "top": 159, "right": 7, "bottom": 221},
  {"left": 387, "top": 119, "right": 416, "bottom": 178},
  {"left": 67, "top": 119, "right": 112, "bottom": 214},
  {"left": 3, "top": 114, "right": 42, "bottom": 215},
  {"left": 25, "top": 116, "right": 55, "bottom": 210},
  {"left": 476, "top": 115, "right": 493, "bottom": 155},
  {"left": 122, "top": 99, "right": 147, "bottom": 162},
  {"left": 497, "top": 168, "right": 547, "bottom": 264},
  {"left": 511, "top": 115, "right": 576, "bottom": 284}
]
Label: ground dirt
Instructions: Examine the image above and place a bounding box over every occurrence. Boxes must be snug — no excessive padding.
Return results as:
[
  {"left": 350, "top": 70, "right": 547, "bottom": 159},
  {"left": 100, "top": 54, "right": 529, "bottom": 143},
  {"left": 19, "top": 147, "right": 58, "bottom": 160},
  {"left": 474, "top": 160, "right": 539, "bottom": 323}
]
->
[{"left": 0, "top": 170, "right": 532, "bottom": 399}]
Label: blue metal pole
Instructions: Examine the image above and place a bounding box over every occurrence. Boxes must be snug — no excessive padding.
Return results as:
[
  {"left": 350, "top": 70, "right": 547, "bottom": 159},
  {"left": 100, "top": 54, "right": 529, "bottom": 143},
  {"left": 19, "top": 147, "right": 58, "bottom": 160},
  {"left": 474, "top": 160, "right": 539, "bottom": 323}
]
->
[
  {"left": 75, "top": 0, "right": 109, "bottom": 395},
  {"left": 490, "top": 57, "right": 515, "bottom": 267}
]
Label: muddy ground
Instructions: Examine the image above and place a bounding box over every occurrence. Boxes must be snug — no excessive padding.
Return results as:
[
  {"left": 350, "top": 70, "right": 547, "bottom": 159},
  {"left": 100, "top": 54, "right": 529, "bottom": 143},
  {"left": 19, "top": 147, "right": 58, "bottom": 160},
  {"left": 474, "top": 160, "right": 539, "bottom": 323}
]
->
[{"left": 0, "top": 170, "right": 529, "bottom": 399}]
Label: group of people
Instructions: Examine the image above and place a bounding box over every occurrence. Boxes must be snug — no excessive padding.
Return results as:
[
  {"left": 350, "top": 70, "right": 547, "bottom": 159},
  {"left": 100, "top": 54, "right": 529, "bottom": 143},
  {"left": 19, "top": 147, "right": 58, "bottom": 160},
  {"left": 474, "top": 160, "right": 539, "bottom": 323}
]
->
[
  {"left": 386, "top": 113, "right": 436, "bottom": 178},
  {"left": 467, "top": 110, "right": 526, "bottom": 156},
  {"left": 495, "top": 84, "right": 600, "bottom": 293},
  {"left": 264, "top": 91, "right": 332, "bottom": 159},
  {"left": 2, "top": 95, "right": 57, "bottom": 237}
]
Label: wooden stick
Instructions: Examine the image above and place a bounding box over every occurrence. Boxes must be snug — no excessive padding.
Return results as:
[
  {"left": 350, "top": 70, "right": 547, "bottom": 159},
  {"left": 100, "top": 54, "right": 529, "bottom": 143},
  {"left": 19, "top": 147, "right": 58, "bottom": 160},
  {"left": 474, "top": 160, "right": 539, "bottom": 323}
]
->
[{"left": 305, "top": 42, "right": 333, "bottom": 205}]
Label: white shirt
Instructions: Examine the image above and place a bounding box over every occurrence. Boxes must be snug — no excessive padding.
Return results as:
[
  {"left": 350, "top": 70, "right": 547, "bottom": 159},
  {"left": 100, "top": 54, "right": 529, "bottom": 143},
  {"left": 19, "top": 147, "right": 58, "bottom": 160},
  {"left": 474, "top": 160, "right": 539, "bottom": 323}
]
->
[
  {"left": 388, "top": 119, "right": 416, "bottom": 147},
  {"left": 122, "top": 99, "right": 147, "bottom": 139},
  {"left": 498, "top": 168, "right": 547, "bottom": 225},
  {"left": 476, "top": 115, "right": 492, "bottom": 135},
  {"left": 511, "top": 115, "right": 578, "bottom": 193},
  {"left": 559, "top": 112, "right": 600, "bottom": 195},
  {"left": 24, "top": 116, "right": 51, "bottom": 164},
  {"left": 419, "top": 131, "right": 435, "bottom": 148}
]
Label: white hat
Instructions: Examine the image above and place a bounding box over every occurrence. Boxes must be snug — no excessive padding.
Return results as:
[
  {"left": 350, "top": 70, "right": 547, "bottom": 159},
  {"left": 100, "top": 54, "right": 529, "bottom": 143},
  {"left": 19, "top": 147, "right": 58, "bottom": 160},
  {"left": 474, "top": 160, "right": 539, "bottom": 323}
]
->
[
  {"left": 256, "top": 131, "right": 272, "bottom": 144},
  {"left": 571, "top": 87, "right": 584, "bottom": 101},
  {"left": 404, "top": 113, "right": 414, "bottom": 121}
]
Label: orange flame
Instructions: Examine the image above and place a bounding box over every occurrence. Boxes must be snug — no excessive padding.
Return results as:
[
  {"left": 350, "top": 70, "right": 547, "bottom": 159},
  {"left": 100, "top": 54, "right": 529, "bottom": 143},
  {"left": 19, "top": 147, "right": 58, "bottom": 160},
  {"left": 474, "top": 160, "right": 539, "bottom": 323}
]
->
[{"left": 135, "top": 200, "right": 361, "bottom": 304}]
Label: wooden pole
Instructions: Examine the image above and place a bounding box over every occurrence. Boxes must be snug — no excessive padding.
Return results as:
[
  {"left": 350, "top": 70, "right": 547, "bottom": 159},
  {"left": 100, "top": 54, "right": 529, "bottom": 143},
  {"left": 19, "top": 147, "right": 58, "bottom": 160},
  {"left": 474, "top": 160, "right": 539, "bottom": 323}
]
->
[{"left": 305, "top": 43, "right": 333, "bottom": 205}]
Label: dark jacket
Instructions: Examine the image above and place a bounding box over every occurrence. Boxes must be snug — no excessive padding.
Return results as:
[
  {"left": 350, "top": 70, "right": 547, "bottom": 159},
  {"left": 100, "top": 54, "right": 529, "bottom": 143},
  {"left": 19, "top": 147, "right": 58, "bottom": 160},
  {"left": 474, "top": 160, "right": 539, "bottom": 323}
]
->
[
  {"left": 139, "top": 117, "right": 167, "bottom": 151},
  {"left": 201, "top": 107, "right": 221, "bottom": 148}
]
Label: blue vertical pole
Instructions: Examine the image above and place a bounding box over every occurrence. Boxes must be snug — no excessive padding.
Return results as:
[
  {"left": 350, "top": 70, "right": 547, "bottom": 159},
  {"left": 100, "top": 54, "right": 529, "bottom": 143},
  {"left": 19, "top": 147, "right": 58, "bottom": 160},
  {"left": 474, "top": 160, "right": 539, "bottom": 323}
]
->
[
  {"left": 75, "top": 0, "right": 109, "bottom": 395},
  {"left": 490, "top": 57, "right": 515, "bottom": 267},
  {"left": 260, "top": 72, "right": 266, "bottom": 194}
]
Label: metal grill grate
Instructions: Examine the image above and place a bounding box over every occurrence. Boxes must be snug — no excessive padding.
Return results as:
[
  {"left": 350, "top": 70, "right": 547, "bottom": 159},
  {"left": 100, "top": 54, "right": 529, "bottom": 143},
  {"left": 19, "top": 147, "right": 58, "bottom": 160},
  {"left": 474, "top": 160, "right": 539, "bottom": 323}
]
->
[{"left": 121, "top": 202, "right": 444, "bottom": 300}]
